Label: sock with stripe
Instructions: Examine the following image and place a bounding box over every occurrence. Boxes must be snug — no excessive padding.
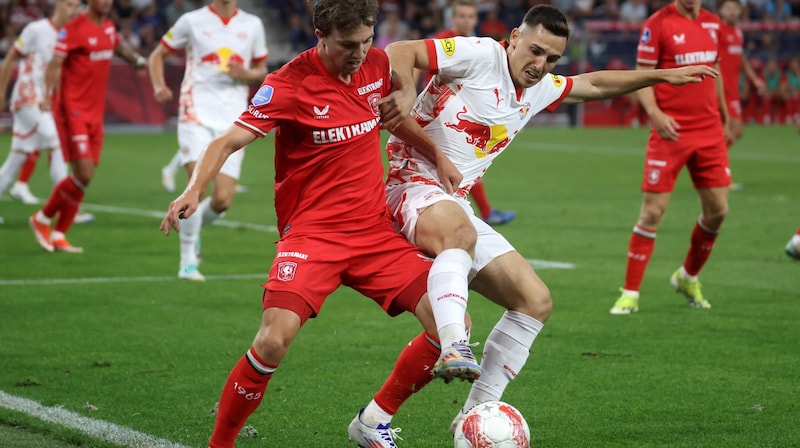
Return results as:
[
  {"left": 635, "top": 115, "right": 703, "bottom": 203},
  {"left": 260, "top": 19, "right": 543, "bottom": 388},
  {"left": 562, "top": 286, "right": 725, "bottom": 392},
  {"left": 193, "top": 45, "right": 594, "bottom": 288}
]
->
[
  {"left": 209, "top": 348, "right": 275, "bottom": 448},
  {"left": 470, "top": 179, "right": 492, "bottom": 219},
  {"left": 682, "top": 218, "right": 719, "bottom": 276},
  {"left": 52, "top": 176, "right": 86, "bottom": 234},
  {"left": 624, "top": 225, "right": 656, "bottom": 291}
]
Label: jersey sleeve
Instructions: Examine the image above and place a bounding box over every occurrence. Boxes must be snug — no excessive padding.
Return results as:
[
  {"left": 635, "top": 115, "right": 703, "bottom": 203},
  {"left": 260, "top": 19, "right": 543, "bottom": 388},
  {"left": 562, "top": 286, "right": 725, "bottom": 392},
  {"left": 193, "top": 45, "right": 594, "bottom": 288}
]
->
[
  {"left": 544, "top": 75, "right": 574, "bottom": 112},
  {"left": 13, "top": 23, "right": 36, "bottom": 56},
  {"left": 53, "top": 21, "right": 81, "bottom": 58},
  {"left": 161, "top": 13, "right": 191, "bottom": 51},
  {"left": 251, "top": 19, "right": 269, "bottom": 63},
  {"left": 636, "top": 17, "right": 659, "bottom": 67},
  {"left": 424, "top": 36, "right": 491, "bottom": 78},
  {"left": 235, "top": 76, "right": 295, "bottom": 137}
]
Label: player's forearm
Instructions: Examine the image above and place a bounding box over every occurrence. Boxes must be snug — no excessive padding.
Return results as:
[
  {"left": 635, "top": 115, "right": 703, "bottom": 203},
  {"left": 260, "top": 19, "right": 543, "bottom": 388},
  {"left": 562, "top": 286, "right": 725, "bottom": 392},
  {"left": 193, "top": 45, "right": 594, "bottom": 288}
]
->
[
  {"left": 391, "top": 115, "right": 444, "bottom": 163},
  {"left": 0, "top": 53, "right": 16, "bottom": 102},
  {"left": 385, "top": 41, "right": 427, "bottom": 95},
  {"left": 185, "top": 143, "right": 236, "bottom": 196},
  {"left": 148, "top": 51, "right": 167, "bottom": 90},
  {"left": 44, "top": 59, "right": 61, "bottom": 100},
  {"left": 715, "top": 72, "right": 729, "bottom": 124},
  {"left": 115, "top": 43, "right": 146, "bottom": 69},
  {"left": 635, "top": 86, "right": 661, "bottom": 118},
  {"left": 578, "top": 70, "right": 671, "bottom": 100}
]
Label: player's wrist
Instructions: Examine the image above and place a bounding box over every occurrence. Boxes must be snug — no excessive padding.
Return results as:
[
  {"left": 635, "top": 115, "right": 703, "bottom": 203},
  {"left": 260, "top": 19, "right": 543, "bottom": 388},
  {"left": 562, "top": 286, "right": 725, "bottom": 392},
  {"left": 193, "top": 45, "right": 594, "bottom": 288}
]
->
[{"left": 134, "top": 55, "right": 146, "bottom": 69}]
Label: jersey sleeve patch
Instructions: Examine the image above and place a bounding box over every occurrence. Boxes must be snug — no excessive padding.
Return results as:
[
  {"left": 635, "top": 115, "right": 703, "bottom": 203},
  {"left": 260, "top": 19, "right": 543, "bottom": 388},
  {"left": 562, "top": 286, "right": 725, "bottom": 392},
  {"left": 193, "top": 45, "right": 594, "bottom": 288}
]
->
[
  {"left": 439, "top": 38, "right": 456, "bottom": 57},
  {"left": 252, "top": 85, "right": 274, "bottom": 106}
]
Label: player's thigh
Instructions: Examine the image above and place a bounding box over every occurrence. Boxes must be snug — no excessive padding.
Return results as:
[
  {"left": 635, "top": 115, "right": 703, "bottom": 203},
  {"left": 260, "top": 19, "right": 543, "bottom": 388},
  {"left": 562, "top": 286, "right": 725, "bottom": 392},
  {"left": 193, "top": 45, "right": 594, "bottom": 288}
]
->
[
  {"left": 10, "top": 107, "right": 48, "bottom": 153},
  {"left": 177, "top": 123, "right": 214, "bottom": 166},
  {"left": 470, "top": 249, "right": 551, "bottom": 316},
  {"left": 687, "top": 136, "right": 731, "bottom": 190},
  {"left": 345, "top": 220, "right": 432, "bottom": 318},
  {"left": 264, "top": 233, "right": 347, "bottom": 318},
  {"left": 386, "top": 182, "right": 469, "bottom": 250},
  {"left": 641, "top": 136, "right": 692, "bottom": 193},
  {"left": 416, "top": 199, "right": 476, "bottom": 256}
]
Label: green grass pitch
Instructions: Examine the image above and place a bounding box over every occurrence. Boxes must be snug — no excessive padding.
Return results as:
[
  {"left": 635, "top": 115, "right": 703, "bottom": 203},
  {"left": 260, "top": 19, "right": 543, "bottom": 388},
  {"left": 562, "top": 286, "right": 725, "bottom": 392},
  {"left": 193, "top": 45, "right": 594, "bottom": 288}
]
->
[{"left": 0, "top": 125, "right": 798, "bottom": 447}]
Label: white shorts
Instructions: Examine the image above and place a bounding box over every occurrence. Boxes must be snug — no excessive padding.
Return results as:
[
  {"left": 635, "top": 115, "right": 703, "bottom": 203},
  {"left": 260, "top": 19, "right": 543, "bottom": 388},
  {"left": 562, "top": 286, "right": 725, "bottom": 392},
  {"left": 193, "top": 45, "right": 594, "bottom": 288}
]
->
[
  {"left": 178, "top": 122, "right": 245, "bottom": 180},
  {"left": 386, "top": 183, "right": 515, "bottom": 277},
  {"left": 11, "top": 106, "right": 59, "bottom": 153}
]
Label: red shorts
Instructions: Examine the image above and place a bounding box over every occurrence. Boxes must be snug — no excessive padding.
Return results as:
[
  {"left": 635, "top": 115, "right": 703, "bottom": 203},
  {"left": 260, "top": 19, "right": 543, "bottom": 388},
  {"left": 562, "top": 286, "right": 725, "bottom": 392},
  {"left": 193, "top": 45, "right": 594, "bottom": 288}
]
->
[
  {"left": 262, "top": 217, "right": 432, "bottom": 324},
  {"left": 726, "top": 98, "right": 742, "bottom": 121},
  {"left": 54, "top": 106, "right": 104, "bottom": 165},
  {"left": 641, "top": 129, "right": 730, "bottom": 192}
]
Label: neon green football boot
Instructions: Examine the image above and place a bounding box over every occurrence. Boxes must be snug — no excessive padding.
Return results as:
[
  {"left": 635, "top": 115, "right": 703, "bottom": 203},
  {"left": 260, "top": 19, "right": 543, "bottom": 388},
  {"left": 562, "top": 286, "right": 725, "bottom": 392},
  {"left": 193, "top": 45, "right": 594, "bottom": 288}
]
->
[
  {"left": 610, "top": 289, "right": 639, "bottom": 315},
  {"left": 670, "top": 269, "right": 711, "bottom": 309}
]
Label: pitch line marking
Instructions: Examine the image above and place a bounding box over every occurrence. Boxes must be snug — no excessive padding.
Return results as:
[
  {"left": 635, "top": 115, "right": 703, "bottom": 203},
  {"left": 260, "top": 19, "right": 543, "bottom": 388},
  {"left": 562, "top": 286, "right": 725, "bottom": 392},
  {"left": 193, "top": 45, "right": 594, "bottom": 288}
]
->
[
  {"left": 0, "top": 390, "right": 191, "bottom": 448},
  {"left": 0, "top": 273, "right": 266, "bottom": 286}
]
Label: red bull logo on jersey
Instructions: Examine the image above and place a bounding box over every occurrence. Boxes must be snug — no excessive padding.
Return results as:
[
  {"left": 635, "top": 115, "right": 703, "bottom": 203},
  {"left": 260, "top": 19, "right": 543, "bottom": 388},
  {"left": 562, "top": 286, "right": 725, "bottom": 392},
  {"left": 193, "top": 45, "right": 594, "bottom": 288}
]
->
[
  {"left": 199, "top": 47, "right": 245, "bottom": 72},
  {"left": 550, "top": 74, "right": 563, "bottom": 87},
  {"left": 445, "top": 106, "right": 511, "bottom": 158}
]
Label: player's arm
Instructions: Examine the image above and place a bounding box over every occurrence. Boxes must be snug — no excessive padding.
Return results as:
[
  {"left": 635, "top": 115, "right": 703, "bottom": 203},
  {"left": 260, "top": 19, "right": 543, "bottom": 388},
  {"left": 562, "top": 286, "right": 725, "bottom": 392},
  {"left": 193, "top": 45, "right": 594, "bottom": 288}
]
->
[
  {"left": 42, "top": 53, "right": 65, "bottom": 111},
  {"left": 632, "top": 63, "right": 679, "bottom": 141},
  {"left": 742, "top": 56, "right": 766, "bottom": 94},
  {"left": 385, "top": 40, "right": 430, "bottom": 104},
  {"left": 114, "top": 41, "right": 147, "bottom": 70},
  {"left": 563, "top": 65, "right": 718, "bottom": 104},
  {"left": 160, "top": 125, "right": 256, "bottom": 235},
  {"left": 228, "top": 58, "right": 268, "bottom": 84},
  {"left": 148, "top": 42, "right": 173, "bottom": 103},
  {"left": 714, "top": 61, "right": 731, "bottom": 140},
  {"left": 0, "top": 48, "right": 20, "bottom": 111},
  {"left": 390, "top": 115, "right": 462, "bottom": 194}
]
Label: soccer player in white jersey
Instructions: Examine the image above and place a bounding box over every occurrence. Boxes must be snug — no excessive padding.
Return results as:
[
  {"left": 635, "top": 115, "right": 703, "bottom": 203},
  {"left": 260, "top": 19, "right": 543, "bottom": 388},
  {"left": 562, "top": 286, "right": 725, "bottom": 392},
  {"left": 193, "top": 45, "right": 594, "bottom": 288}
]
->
[
  {"left": 0, "top": 0, "right": 82, "bottom": 208},
  {"left": 149, "top": 0, "right": 268, "bottom": 281},
  {"left": 348, "top": 5, "right": 719, "bottom": 443}
]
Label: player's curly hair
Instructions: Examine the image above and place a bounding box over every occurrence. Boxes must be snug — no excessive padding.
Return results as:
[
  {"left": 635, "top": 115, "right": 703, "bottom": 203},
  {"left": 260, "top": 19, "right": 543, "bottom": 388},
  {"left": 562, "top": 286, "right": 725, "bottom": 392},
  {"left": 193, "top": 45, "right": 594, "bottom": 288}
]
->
[
  {"left": 522, "top": 4, "right": 570, "bottom": 40},
  {"left": 310, "top": 0, "right": 379, "bottom": 36}
]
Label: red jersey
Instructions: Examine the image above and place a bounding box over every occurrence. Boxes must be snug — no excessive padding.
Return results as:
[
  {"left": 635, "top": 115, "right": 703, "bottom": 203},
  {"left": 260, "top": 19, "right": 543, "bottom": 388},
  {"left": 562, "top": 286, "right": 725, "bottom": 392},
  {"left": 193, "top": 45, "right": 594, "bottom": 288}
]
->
[
  {"left": 54, "top": 13, "right": 118, "bottom": 118},
  {"left": 718, "top": 21, "right": 744, "bottom": 102},
  {"left": 236, "top": 47, "right": 392, "bottom": 236},
  {"left": 636, "top": 4, "right": 722, "bottom": 132}
]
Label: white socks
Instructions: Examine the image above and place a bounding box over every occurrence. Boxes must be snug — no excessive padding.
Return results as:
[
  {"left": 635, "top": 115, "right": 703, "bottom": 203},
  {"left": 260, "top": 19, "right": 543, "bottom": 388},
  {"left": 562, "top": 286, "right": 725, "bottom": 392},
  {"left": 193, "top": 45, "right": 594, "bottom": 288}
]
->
[
  {"left": 361, "top": 399, "right": 394, "bottom": 426},
  {"left": 428, "top": 248, "right": 473, "bottom": 348},
  {"left": 179, "top": 204, "right": 203, "bottom": 267},
  {"left": 463, "top": 310, "right": 543, "bottom": 411},
  {"left": 199, "top": 196, "right": 224, "bottom": 225},
  {"left": 49, "top": 147, "right": 68, "bottom": 186},
  {"left": 0, "top": 151, "right": 27, "bottom": 195}
]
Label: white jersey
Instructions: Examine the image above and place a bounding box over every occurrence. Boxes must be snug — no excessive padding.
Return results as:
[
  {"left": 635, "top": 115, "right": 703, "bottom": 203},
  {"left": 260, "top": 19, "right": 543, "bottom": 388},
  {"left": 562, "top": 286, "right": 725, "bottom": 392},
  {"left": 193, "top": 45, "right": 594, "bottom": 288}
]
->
[
  {"left": 386, "top": 36, "right": 573, "bottom": 198},
  {"left": 9, "top": 19, "right": 58, "bottom": 111},
  {"left": 162, "top": 6, "right": 268, "bottom": 129}
]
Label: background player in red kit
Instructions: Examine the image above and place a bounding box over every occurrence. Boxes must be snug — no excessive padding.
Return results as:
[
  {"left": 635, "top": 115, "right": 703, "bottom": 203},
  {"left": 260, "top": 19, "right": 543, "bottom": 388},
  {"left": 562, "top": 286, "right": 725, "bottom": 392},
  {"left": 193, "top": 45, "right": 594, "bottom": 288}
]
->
[
  {"left": 159, "top": 0, "right": 463, "bottom": 446},
  {"left": 610, "top": 0, "right": 731, "bottom": 314},
  {"left": 28, "top": 0, "right": 147, "bottom": 253}
]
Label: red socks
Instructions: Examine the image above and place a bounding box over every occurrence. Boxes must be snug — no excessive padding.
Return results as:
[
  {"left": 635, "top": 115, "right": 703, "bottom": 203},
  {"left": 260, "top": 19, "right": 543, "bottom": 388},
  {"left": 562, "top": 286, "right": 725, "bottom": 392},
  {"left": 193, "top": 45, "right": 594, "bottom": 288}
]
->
[
  {"left": 682, "top": 219, "right": 719, "bottom": 276},
  {"left": 624, "top": 225, "right": 656, "bottom": 291},
  {"left": 374, "top": 332, "right": 440, "bottom": 415},
  {"left": 209, "top": 348, "right": 275, "bottom": 448},
  {"left": 41, "top": 176, "right": 85, "bottom": 233},
  {"left": 17, "top": 150, "right": 40, "bottom": 182}
]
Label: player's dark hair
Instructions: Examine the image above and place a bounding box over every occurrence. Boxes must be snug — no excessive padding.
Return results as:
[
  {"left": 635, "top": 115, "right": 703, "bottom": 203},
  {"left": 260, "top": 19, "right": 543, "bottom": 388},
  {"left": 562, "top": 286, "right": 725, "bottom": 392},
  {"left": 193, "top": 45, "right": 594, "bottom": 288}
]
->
[
  {"left": 311, "top": 0, "right": 379, "bottom": 36},
  {"left": 522, "top": 5, "right": 570, "bottom": 40},
  {"left": 716, "top": 0, "right": 741, "bottom": 9}
]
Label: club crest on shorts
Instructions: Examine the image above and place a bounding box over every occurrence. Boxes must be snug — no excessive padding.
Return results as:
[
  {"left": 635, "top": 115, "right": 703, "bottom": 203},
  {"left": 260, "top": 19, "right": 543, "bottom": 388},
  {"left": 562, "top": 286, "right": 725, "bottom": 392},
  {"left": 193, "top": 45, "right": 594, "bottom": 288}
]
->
[
  {"left": 277, "top": 261, "right": 297, "bottom": 281},
  {"left": 647, "top": 168, "right": 661, "bottom": 185}
]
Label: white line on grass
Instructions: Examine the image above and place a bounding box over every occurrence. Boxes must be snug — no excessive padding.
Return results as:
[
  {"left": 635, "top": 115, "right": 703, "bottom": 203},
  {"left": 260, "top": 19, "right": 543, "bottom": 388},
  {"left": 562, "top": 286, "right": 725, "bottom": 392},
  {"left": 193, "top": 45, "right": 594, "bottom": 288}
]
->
[
  {"left": 527, "top": 259, "right": 575, "bottom": 269},
  {"left": 0, "top": 390, "right": 191, "bottom": 448},
  {"left": 0, "top": 273, "right": 266, "bottom": 286}
]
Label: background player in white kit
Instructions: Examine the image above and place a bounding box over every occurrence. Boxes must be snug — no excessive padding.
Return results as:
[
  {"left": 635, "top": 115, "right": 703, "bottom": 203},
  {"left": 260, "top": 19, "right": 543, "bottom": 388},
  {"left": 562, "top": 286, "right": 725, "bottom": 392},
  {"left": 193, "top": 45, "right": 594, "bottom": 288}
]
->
[
  {"left": 0, "top": 0, "right": 82, "bottom": 218},
  {"left": 149, "top": 0, "right": 268, "bottom": 280},
  {"left": 348, "top": 5, "right": 719, "bottom": 443}
]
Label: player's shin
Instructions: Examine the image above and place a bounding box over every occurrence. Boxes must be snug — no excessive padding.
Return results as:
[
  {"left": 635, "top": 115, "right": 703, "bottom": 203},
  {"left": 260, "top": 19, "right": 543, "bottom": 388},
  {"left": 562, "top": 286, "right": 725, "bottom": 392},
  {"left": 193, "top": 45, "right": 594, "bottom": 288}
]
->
[
  {"left": 209, "top": 348, "right": 274, "bottom": 448},
  {"left": 462, "top": 311, "right": 542, "bottom": 411},
  {"left": 428, "top": 248, "right": 472, "bottom": 347}
]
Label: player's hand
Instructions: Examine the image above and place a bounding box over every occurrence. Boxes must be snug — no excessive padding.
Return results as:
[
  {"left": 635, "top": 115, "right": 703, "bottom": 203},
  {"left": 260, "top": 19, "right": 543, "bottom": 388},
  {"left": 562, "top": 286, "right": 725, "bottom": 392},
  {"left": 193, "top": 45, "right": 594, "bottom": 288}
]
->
[
  {"left": 666, "top": 65, "right": 719, "bottom": 85},
  {"left": 377, "top": 85, "right": 416, "bottom": 131},
  {"left": 227, "top": 62, "right": 249, "bottom": 81},
  {"left": 752, "top": 77, "right": 767, "bottom": 96},
  {"left": 160, "top": 192, "right": 199, "bottom": 235},
  {"left": 652, "top": 110, "right": 680, "bottom": 141},
  {"left": 436, "top": 152, "right": 463, "bottom": 195},
  {"left": 153, "top": 85, "right": 173, "bottom": 103},
  {"left": 40, "top": 96, "right": 52, "bottom": 112}
]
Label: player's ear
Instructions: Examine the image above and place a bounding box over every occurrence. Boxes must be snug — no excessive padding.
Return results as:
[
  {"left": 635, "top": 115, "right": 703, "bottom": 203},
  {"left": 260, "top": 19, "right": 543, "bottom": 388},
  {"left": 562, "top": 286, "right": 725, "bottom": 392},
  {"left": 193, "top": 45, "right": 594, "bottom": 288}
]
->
[{"left": 315, "top": 29, "right": 325, "bottom": 41}]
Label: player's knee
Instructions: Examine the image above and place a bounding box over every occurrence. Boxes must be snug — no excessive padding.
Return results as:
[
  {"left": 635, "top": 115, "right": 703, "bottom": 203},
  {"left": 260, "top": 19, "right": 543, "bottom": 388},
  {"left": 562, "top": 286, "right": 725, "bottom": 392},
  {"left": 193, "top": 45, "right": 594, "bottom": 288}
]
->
[
  {"left": 252, "top": 328, "right": 293, "bottom": 365},
  {"left": 451, "top": 222, "right": 477, "bottom": 252},
  {"left": 210, "top": 195, "right": 232, "bottom": 213},
  {"left": 639, "top": 207, "right": 665, "bottom": 228},
  {"left": 513, "top": 285, "right": 552, "bottom": 323}
]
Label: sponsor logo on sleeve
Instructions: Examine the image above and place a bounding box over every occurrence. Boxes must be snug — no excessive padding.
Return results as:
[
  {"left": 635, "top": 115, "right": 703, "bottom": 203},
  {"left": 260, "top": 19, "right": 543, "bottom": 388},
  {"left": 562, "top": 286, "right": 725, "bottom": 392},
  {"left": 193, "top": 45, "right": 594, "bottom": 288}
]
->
[
  {"left": 640, "top": 28, "right": 651, "bottom": 44},
  {"left": 165, "top": 29, "right": 174, "bottom": 40},
  {"left": 58, "top": 29, "right": 67, "bottom": 41},
  {"left": 252, "top": 85, "right": 274, "bottom": 106},
  {"left": 439, "top": 38, "right": 455, "bottom": 57},
  {"left": 550, "top": 74, "right": 563, "bottom": 87}
]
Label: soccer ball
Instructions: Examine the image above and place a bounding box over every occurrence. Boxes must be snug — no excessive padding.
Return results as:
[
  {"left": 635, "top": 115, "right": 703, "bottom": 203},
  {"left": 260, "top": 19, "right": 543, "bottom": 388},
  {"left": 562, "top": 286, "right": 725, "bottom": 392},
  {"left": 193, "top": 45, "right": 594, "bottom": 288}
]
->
[{"left": 453, "top": 401, "right": 531, "bottom": 448}]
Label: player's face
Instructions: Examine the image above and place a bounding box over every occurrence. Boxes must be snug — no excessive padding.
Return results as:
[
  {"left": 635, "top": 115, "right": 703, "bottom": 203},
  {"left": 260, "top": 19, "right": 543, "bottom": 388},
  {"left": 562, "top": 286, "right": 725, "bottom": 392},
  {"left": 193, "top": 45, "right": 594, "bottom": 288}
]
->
[
  {"left": 88, "top": 0, "right": 114, "bottom": 16},
  {"left": 718, "top": 1, "right": 742, "bottom": 24},
  {"left": 452, "top": 5, "right": 478, "bottom": 36},
  {"left": 506, "top": 24, "right": 566, "bottom": 89},
  {"left": 57, "top": 0, "right": 82, "bottom": 19},
  {"left": 316, "top": 24, "right": 374, "bottom": 78},
  {"left": 675, "top": 0, "right": 702, "bottom": 14}
]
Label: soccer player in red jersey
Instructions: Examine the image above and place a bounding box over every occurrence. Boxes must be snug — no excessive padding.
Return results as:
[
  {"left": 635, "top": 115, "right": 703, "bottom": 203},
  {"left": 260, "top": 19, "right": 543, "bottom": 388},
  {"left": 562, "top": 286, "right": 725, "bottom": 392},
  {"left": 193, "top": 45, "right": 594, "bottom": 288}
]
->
[
  {"left": 28, "top": 0, "right": 147, "bottom": 253},
  {"left": 610, "top": 0, "right": 731, "bottom": 314},
  {"left": 429, "top": 0, "right": 517, "bottom": 226},
  {"left": 159, "top": 1, "right": 463, "bottom": 446},
  {"left": 717, "top": 0, "right": 765, "bottom": 144}
]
